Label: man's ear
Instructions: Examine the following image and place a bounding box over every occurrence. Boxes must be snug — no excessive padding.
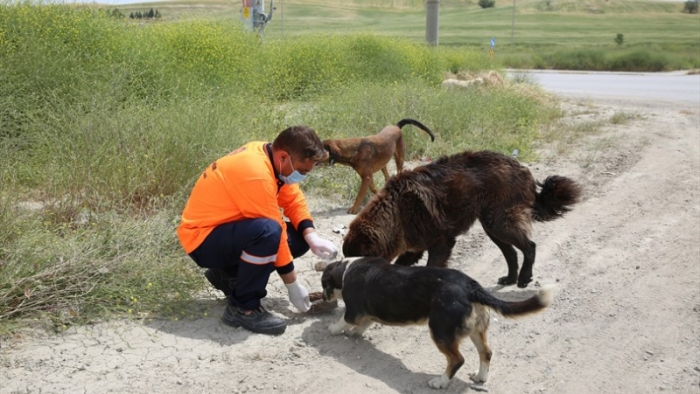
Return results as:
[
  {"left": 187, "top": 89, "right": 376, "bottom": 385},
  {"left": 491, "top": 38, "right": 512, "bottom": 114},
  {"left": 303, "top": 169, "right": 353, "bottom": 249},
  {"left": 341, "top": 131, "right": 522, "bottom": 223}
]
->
[{"left": 280, "top": 151, "right": 290, "bottom": 163}]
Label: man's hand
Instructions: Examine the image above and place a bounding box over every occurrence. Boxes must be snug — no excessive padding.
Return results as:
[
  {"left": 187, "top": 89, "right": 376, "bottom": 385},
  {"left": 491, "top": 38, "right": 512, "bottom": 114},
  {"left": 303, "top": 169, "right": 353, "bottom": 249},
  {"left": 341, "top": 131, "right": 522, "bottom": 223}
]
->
[
  {"left": 285, "top": 280, "right": 311, "bottom": 312},
  {"left": 304, "top": 232, "right": 338, "bottom": 260}
]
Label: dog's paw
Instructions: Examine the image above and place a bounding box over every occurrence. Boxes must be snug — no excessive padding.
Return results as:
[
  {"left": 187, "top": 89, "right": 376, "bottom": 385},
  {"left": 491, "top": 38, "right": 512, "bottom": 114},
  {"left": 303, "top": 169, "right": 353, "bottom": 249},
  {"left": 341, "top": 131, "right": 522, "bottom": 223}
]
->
[
  {"left": 517, "top": 277, "right": 532, "bottom": 288},
  {"left": 328, "top": 322, "right": 347, "bottom": 335},
  {"left": 328, "top": 325, "right": 344, "bottom": 335},
  {"left": 468, "top": 372, "right": 487, "bottom": 384},
  {"left": 428, "top": 374, "right": 450, "bottom": 389},
  {"left": 328, "top": 326, "right": 343, "bottom": 335},
  {"left": 348, "top": 327, "right": 367, "bottom": 337},
  {"left": 497, "top": 275, "right": 517, "bottom": 286}
]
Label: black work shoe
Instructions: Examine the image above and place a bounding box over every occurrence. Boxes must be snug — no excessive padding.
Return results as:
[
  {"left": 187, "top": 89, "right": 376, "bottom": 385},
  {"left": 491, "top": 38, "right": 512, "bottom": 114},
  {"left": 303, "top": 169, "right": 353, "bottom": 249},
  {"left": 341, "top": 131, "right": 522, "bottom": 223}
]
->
[
  {"left": 221, "top": 305, "right": 286, "bottom": 335},
  {"left": 204, "top": 269, "right": 236, "bottom": 297}
]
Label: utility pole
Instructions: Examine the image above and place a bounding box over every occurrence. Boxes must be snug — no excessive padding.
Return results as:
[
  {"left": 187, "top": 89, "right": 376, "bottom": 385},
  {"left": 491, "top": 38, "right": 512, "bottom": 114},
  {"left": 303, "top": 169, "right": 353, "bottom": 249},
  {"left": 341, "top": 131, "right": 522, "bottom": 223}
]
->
[
  {"left": 426, "top": 0, "right": 439, "bottom": 46},
  {"left": 240, "top": 0, "right": 275, "bottom": 38},
  {"left": 510, "top": 0, "right": 516, "bottom": 45}
]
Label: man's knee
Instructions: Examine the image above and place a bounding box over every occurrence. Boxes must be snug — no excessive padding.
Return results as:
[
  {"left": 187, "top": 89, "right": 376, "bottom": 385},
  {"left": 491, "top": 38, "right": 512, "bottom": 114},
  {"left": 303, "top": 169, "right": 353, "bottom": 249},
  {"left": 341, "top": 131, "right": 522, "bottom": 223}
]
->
[
  {"left": 248, "top": 218, "right": 282, "bottom": 246},
  {"left": 238, "top": 218, "right": 283, "bottom": 261}
]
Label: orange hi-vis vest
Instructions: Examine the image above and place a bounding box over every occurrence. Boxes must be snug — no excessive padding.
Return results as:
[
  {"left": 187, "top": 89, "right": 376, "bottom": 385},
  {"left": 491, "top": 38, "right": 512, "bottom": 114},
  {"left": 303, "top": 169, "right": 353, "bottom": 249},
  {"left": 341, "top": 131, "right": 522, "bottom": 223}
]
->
[{"left": 177, "top": 141, "right": 313, "bottom": 268}]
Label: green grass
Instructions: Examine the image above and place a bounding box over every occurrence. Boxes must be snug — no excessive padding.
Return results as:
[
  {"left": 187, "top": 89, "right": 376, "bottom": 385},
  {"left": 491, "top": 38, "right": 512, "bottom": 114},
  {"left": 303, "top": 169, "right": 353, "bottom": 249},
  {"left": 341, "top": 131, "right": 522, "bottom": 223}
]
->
[
  {"left": 610, "top": 110, "right": 640, "bottom": 125},
  {"left": 2, "top": 0, "right": 691, "bottom": 334},
  {"left": 0, "top": 3, "right": 559, "bottom": 334},
  {"left": 112, "top": 0, "right": 700, "bottom": 70}
]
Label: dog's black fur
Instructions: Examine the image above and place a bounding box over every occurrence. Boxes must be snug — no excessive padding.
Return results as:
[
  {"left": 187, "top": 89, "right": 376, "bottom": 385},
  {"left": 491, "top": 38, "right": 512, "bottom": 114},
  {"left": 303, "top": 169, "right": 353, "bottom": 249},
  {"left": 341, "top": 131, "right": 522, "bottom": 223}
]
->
[
  {"left": 321, "top": 256, "right": 554, "bottom": 389},
  {"left": 342, "top": 150, "right": 582, "bottom": 287}
]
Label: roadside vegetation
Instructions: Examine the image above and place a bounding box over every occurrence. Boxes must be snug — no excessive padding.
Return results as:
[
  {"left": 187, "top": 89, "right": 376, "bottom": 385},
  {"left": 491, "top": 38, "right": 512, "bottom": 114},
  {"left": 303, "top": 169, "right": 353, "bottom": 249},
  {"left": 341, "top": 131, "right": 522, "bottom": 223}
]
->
[
  {"left": 114, "top": 0, "right": 699, "bottom": 71},
  {"left": 3, "top": 0, "right": 694, "bottom": 334},
  {"left": 0, "top": 3, "right": 559, "bottom": 334}
]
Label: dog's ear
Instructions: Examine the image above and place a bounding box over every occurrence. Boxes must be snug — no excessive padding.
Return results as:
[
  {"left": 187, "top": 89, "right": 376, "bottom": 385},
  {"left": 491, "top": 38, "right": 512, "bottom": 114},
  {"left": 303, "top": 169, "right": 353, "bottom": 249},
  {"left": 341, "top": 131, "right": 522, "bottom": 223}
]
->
[
  {"left": 319, "top": 148, "right": 330, "bottom": 164},
  {"left": 321, "top": 260, "right": 346, "bottom": 300},
  {"left": 400, "top": 181, "right": 446, "bottom": 224},
  {"left": 323, "top": 142, "right": 337, "bottom": 165}
]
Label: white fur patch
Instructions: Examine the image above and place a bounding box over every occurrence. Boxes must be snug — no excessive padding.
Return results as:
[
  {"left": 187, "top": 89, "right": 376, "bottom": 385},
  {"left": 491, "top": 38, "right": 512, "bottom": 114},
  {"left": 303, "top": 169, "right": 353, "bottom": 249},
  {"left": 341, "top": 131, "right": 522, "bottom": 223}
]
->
[
  {"left": 428, "top": 374, "right": 451, "bottom": 389},
  {"left": 340, "top": 256, "right": 364, "bottom": 285},
  {"left": 469, "top": 364, "right": 489, "bottom": 383},
  {"left": 329, "top": 316, "right": 351, "bottom": 335},
  {"left": 537, "top": 284, "right": 558, "bottom": 306}
]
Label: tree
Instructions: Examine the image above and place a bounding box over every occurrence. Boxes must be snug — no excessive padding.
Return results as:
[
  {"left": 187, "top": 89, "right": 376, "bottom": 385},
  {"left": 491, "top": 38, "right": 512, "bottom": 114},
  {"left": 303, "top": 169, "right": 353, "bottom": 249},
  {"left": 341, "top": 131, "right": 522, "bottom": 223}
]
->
[
  {"left": 614, "top": 33, "right": 624, "bottom": 46},
  {"left": 683, "top": 0, "right": 698, "bottom": 14},
  {"left": 110, "top": 9, "right": 124, "bottom": 19}
]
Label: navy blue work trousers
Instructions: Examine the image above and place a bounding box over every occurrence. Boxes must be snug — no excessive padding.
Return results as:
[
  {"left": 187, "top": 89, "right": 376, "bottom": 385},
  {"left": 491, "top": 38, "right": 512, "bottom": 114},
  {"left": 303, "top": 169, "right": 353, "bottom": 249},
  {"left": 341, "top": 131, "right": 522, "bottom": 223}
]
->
[{"left": 188, "top": 218, "right": 309, "bottom": 310}]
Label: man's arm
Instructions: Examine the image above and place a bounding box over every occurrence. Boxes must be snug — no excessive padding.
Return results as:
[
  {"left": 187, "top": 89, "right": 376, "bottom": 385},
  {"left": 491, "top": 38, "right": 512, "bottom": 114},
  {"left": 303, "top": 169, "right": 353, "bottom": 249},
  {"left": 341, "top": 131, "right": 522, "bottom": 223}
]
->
[
  {"left": 277, "top": 183, "right": 314, "bottom": 231},
  {"left": 278, "top": 269, "right": 297, "bottom": 284}
]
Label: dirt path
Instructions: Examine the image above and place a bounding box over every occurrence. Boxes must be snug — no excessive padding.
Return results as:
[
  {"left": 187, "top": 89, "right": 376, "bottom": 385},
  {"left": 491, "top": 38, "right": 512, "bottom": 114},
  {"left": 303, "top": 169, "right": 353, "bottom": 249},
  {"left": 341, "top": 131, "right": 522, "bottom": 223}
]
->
[{"left": 1, "top": 96, "right": 699, "bottom": 394}]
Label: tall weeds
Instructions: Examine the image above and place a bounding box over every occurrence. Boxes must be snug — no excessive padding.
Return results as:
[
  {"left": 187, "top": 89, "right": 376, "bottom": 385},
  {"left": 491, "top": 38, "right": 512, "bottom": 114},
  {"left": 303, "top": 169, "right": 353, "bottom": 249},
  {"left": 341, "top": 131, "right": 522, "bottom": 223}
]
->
[{"left": 0, "top": 3, "right": 555, "bottom": 332}]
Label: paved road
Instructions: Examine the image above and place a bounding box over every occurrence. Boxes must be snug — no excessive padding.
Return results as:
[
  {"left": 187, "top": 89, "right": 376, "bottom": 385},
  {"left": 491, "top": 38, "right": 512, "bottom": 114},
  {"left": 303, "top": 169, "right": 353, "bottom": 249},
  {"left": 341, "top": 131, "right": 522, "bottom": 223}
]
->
[{"left": 508, "top": 69, "right": 700, "bottom": 106}]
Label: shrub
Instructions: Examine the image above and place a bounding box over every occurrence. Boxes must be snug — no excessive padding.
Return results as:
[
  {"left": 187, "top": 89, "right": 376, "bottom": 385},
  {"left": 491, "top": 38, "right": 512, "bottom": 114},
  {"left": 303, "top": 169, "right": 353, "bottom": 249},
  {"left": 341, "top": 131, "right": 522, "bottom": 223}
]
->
[
  {"left": 107, "top": 8, "right": 124, "bottom": 19},
  {"left": 547, "top": 49, "right": 606, "bottom": 70},
  {"left": 253, "top": 34, "right": 447, "bottom": 100},
  {"left": 614, "top": 33, "right": 624, "bottom": 46},
  {"left": 607, "top": 49, "right": 668, "bottom": 72},
  {"left": 683, "top": 0, "right": 698, "bottom": 14},
  {"left": 478, "top": 0, "right": 495, "bottom": 9}
]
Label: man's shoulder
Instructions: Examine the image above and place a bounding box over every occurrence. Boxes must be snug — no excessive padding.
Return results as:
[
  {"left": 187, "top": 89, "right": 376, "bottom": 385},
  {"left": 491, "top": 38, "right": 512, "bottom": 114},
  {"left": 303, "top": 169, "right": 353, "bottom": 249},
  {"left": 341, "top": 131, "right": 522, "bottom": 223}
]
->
[
  {"left": 218, "top": 141, "right": 272, "bottom": 179},
  {"left": 219, "top": 141, "right": 267, "bottom": 163},
  {"left": 225, "top": 141, "right": 267, "bottom": 157}
]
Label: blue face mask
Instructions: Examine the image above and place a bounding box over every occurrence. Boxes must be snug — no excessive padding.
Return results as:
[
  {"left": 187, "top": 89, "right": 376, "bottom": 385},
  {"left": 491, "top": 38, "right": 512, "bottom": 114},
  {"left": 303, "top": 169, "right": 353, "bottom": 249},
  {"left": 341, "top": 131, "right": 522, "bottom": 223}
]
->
[
  {"left": 280, "top": 170, "right": 306, "bottom": 184},
  {"left": 278, "top": 157, "right": 307, "bottom": 184}
]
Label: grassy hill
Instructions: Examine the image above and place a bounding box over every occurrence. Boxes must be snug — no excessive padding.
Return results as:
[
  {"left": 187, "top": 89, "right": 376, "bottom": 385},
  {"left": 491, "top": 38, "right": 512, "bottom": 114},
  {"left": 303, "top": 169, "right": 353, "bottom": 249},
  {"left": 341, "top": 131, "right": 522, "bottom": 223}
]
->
[{"left": 111, "top": 0, "right": 700, "bottom": 69}]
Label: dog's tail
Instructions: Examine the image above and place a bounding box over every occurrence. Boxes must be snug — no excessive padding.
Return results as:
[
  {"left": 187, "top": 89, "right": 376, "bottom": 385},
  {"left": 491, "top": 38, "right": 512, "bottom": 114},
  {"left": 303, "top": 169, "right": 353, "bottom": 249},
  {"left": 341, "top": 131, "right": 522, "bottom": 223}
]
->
[
  {"left": 471, "top": 284, "right": 556, "bottom": 318},
  {"left": 532, "top": 175, "right": 582, "bottom": 222},
  {"left": 396, "top": 119, "right": 435, "bottom": 142}
]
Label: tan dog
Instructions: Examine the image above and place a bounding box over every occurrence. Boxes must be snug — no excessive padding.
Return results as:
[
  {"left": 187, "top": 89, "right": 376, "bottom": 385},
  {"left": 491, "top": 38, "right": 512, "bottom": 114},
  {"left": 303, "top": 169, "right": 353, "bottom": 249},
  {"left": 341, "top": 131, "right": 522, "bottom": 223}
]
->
[{"left": 322, "top": 119, "right": 435, "bottom": 214}]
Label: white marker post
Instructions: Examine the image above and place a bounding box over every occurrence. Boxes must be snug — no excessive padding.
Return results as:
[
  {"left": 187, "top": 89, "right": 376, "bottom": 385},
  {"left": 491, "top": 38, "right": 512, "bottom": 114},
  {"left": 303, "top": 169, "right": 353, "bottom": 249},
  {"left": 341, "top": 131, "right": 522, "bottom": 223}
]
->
[{"left": 240, "top": 0, "right": 275, "bottom": 38}]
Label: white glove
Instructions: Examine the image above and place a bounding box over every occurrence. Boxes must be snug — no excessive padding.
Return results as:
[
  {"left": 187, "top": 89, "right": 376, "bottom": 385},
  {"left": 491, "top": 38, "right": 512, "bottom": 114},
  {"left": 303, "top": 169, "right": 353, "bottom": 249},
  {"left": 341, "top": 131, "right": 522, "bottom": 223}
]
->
[
  {"left": 285, "top": 280, "right": 311, "bottom": 312},
  {"left": 304, "top": 232, "right": 338, "bottom": 260}
]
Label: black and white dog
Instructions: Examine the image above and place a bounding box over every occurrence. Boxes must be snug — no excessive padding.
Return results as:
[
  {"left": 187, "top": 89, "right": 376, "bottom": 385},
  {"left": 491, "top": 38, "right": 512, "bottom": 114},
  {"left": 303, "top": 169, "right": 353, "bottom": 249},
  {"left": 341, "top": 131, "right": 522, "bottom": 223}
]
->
[{"left": 321, "top": 256, "right": 555, "bottom": 389}]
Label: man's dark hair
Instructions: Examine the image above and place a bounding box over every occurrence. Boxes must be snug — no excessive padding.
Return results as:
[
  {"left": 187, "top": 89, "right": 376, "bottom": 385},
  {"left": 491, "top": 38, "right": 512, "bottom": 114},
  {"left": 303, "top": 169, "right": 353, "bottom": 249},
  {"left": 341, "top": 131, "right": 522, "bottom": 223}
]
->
[{"left": 273, "top": 126, "right": 327, "bottom": 162}]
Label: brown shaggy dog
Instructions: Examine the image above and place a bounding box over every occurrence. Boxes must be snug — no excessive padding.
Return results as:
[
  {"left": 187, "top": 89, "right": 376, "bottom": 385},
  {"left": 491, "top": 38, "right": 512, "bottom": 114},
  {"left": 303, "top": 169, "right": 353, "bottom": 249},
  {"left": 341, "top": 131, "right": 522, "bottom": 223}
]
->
[
  {"left": 322, "top": 119, "right": 435, "bottom": 214},
  {"left": 342, "top": 150, "right": 582, "bottom": 288}
]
